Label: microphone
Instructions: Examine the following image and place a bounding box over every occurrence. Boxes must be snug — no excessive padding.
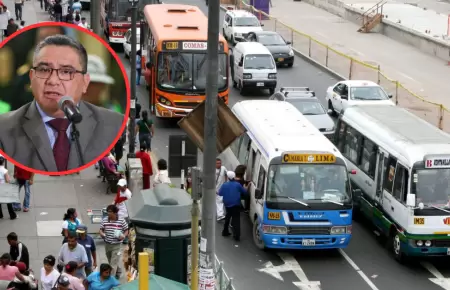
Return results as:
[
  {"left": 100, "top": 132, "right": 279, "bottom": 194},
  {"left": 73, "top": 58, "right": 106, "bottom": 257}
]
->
[{"left": 58, "top": 96, "right": 82, "bottom": 124}]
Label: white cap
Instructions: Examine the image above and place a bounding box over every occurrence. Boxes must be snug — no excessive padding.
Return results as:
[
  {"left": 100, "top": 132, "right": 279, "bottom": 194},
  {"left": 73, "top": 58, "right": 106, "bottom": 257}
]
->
[
  {"left": 87, "top": 55, "right": 115, "bottom": 85},
  {"left": 226, "top": 171, "right": 236, "bottom": 180},
  {"left": 117, "top": 179, "right": 127, "bottom": 187}
]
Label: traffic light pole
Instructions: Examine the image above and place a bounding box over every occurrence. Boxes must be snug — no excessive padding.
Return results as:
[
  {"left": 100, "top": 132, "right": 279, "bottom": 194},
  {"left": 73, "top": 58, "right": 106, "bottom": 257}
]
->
[{"left": 127, "top": 2, "right": 138, "bottom": 158}]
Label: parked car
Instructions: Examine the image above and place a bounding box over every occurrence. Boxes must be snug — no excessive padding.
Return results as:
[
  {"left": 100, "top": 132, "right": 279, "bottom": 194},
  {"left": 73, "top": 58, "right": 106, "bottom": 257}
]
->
[
  {"left": 222, "top": 9, "right": 263, "bottom": 45},
  {"left": 123, "top": 28, "right": 141, "bottom": 60},
  {"left": 270, "top": 87, "right": 335, "bottom": 138},
  {"left": 246, "top": 31, "right": 294, "bottom": 67},
  {"left": 325, "top": 80, "right": 394, "bottom": 115}
]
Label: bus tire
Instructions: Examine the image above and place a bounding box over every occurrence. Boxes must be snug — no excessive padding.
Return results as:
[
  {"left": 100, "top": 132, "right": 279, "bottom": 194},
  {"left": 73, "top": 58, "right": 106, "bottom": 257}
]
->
[
  {"left": 253, "top": 219, "right": 266, "bottom": 250},
  {"left": 388, "top": 227, "right": 406, "bottom": 263},
  {"left": 239, "top": 81, "right": 246, "bottom": 95}
]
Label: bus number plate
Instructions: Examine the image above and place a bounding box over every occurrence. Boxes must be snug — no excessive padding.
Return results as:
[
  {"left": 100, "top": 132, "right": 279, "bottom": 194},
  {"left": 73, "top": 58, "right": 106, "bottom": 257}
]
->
[
  {"left": 302, "top": 239, "right": 315, "bottom": 246},
  {"left": 268, "top": 212, "right": 280, "bottom": 220}
]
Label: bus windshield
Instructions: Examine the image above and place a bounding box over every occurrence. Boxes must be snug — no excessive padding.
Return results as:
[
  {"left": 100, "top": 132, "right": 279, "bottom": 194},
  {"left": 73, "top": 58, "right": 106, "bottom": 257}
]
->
[
  {"left": 157, "top": 52, "right": 228, "bottom": 93},
  {"left": 266, "top": 164, "right": 351, "bottom": 204},
  {"left": 108, "top": 0, "right": 131, "bottom": 21},
  {"left": 413, "top": 169, "right": 450, "bottom": 207}
]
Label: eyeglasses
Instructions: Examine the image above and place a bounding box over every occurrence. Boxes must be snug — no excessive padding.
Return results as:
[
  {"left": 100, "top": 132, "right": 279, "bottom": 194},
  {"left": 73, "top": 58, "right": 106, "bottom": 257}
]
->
[{"left": 32, "top": 66, "right": 86, "bottom": 81}]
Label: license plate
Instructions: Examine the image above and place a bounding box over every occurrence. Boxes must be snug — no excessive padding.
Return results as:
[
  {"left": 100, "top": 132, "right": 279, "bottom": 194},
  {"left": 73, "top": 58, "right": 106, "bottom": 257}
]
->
[
  {"left": 447, "top": 248, "right": 450, "bottom": 255},
  {"left": 268, "top": 212, "right": 280, "bottom": 220},
  {"left": 278, "top": 58, "right": 284, "bottom": 62},
  {"left": 256, "top": 82, "right": 264, "bottom": 87},
  {"left": 302, "top": 239, "right": 315, "bottom": 246}
]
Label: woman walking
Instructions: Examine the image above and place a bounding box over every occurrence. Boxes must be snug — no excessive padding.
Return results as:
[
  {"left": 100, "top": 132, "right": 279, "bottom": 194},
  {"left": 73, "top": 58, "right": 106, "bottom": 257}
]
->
[{"left": 135, "top": 110, "right": 154, "bottom": 152}]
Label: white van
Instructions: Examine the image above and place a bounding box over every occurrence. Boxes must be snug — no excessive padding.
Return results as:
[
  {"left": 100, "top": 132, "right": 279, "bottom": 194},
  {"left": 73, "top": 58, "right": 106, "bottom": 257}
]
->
[{"left": 231, "top": 42, "right": 277, "bottom": 95}]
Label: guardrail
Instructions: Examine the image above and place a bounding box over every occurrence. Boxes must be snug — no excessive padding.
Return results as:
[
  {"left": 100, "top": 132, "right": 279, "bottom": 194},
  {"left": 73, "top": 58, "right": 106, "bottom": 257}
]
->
[
  {"left": 215, "top": 255, "right": 236, "bottom": 290},
  {"left": 235, "top": 0, "right": 450, "bottom": 132}
]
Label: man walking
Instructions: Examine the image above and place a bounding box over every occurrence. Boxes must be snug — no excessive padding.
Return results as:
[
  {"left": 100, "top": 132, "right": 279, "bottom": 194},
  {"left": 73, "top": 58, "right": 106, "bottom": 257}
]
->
[
  {"left": 7, "top": 232, "right": 29, "bottom": 270},
  {"left": 99, "top": 204, "right": 128, "bottom": 279},
  {"left": 58, "top": 232, "right": 89, "bottom": 279},
  {"left": 76, "top": 225, "right": 97, "bottom": 276},
  {"left": 14, "top": 0, "right": 23, "bottom": 21},
  {"left": 215, "top": 158, "right": 227, "bottom": 221},
  {"left": 219, "top": 171, "right": 249, "bottom": 242},
  {"left": 13, "top": 166, "right": 34, "bottom": 212}
]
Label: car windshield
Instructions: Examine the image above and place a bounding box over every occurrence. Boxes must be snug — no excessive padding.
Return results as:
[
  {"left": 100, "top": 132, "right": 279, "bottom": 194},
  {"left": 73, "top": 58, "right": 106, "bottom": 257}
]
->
[
  {"left": 244, "top": 54, "right": 275, "bottom": 69},
  {"left": 288, "top": 100, "right": 326, "bottom": 115},
  {"left": 235, "top": 17, "right": 260, "bottom": 27},
  {"left": 157, "top": 52, "right": 228, "bottom": 93},
  {"left": 258, "top": 34, "right": 285, "bottom": 46},
  {"left": 413, "top": 169, "right": 450, "bottom": 208},
  {"left": 266, "top": 164, "right": 351, "bottom": 203},
  {"left": 349, "top": 86, "right": 389, "bottom": 100}
]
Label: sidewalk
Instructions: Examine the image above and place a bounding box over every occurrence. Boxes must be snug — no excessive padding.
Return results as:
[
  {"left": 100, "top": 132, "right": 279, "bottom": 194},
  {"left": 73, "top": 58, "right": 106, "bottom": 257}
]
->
[{"left": 268, "top": 0, "right": 450, "bottom": 107}]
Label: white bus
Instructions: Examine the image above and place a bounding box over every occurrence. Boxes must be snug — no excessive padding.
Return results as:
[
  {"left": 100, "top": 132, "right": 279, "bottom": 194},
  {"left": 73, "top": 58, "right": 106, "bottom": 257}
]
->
[
  {"left": 220, "top": 100, "right": 354, "bottom": 250},
  {"left": 334, "top": 105, "right": 450, "bottom": 261}
]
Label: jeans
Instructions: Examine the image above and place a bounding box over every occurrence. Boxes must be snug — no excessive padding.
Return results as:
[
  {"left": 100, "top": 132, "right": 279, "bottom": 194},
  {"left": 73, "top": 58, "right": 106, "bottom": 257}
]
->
[
  {"left": 15, "top": 4, "right": 22, "bottom": 20},
  {"left": 136, "top": 68, "right": 142, "bottom": 85},
  {"left": 13, "top": 180, "right": 31, "bottom": 210},
  {"left": 139, "top": 133, "right": 151, "bottom": 151},
  {"left": 223, "top": 206, "right": 241, "bottom": 239}
]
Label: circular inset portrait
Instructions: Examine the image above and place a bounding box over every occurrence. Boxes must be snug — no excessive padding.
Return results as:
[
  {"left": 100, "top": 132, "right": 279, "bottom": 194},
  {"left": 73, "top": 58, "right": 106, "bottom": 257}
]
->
[{"left": 0, "top": 22, "right": 130, "bottom": 175}]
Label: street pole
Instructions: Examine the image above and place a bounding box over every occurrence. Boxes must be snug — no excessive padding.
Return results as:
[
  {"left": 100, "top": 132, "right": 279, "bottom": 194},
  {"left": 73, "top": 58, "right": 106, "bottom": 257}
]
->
[
  {"left": 127, "top": 1, "right": 138, "bottom": 158},
  {"left": 90, "top": 0, "right": 102, "bottom": 36},
  {"left": 200, "top": 0, "right": 220, "bottom": 282},
  {"left": 190, "top": 167, "right": 202, "bottom": 290}
]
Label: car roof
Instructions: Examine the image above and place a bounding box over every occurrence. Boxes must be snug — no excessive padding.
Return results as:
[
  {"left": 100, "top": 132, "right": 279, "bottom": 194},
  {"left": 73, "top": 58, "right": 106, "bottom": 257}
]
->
[
  {"left": 226, "top": 10, "right": 255, "bottom": 18},
  {"left": 251, "top": 31, "right": 278, "bottom": 35},
  {"left": 339, "top": 80, "right": 379, "bottom": 87},
  {"left": 286, "top": 96, "right": 320, "bottom": 102}
]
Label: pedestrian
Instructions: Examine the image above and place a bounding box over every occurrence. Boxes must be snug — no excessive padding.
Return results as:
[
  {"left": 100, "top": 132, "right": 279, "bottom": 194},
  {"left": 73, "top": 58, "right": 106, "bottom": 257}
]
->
[
  {"left": 10, "top": 261, "right": 37, "bottom": 290},
  {"left": 135, "top": 143, "right": 153, "bottom": 189},
  {"left": 53, "top": 0, "right": 62, "bottom": 22},
  {"left": 215, "top": 158, "right": 227, "bottom": 221},
  {"left": 0, "top": 156, "right": 17, "bottom": 220},
  {"left": 73, "top": 11, "right": 81, "bottom": 25},
  {"left": 14, "top": 0, "right": 23, "bottom": 21},
  {"left": 58, "top": 232, "right": 88, "bottom": 279},
  {"left": 13, "top": 166, "right": 34, "bottom": 212},
  {"left": 153, "top": 159, "right": 171, "bottom": 186},
  {"left": 235, "top": 165, "right": 250, "bottom": 212},
  {"left": 18, "top": 20, "right": 24, "bottom": 29},
  {"left": 40, "top": 255, "right": 60, "bottom": 290},
  {"left": 61, "top": 0, "right": 69, "bottom": 21},
  {"left": 7, "top": 232, "right": 29, "bottom": 270},
  {"left": 113, "top": 179, "right": 132, "bottom": 221},
  {"left": 63, "top": 262, "right": 85, "bottom": 290},
  {"left": 99, "top": 205, "right": 129, "bottom": 279},
  {"left": 136, "top": 50, "right": 142, "bottom": 85},
  {"left": 56, "top": 275, "right": 71, "bottom": 290},
  {"left": 83, "top": 264, "right": 119, "bottom": 290},
  {"left": 76, "top": 225, "right": 97, "bottom": 277},
  {"left": 135, "top": 110, "right": 154, "bottom": 152},
  {"left": 219, "top": 171, "right": 249, "bottom": 242},
  {"left": 78, "top": 17, "right": 89, "bottom": 29},
  {"left": 113, "top": 130, "right": 125, "bottom": 165},
  {"left": 6, "top": 18, "right": 18, "bottom": 37},
  {"left": 0, "top": 253, "right": 24, "bottom": 282},
  {"left": 71, "top": 0, "right": 81, "bottom": 13},
  {"left": 61, "top": 208, "right": 81, "bottom": 243}
]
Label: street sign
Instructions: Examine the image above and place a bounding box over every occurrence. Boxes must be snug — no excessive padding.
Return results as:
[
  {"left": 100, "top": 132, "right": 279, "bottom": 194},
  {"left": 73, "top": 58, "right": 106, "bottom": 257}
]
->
[{"left": 0, "top": 183, "right": 20, "bottom": 203}]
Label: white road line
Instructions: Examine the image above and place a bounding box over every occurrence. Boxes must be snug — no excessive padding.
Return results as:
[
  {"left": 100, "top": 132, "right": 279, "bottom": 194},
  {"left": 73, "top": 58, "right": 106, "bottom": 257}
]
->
[
  {"left": 338, "top": 249, "right": 380, "bottom": 290},
  {"left": 398, "top": 71, "right": 415, "bottom": 81},
  {"left": 421, "top": 261, "right": 450, "bottom": 290}
]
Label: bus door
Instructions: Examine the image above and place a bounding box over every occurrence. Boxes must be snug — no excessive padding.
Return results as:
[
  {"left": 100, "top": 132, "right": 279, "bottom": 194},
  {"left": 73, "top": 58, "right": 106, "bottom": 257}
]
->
[
  {"left": 250, "top": 150, "right": 262, "bottom": 214},
  {"left": 373, "top": 147, "right": 388, "bottom": 231}
]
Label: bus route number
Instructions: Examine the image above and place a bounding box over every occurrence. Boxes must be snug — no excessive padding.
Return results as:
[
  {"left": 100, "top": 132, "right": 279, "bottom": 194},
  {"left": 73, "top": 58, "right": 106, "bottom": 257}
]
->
[
  {"left": 268, "top": 212, "right": 280, "bottom": 220},
  {"left": 414, "top": 217, "right": 424, "bottom": 225},
  {"left": 166, "top": 42, "right": 179, "bottom": 50}
]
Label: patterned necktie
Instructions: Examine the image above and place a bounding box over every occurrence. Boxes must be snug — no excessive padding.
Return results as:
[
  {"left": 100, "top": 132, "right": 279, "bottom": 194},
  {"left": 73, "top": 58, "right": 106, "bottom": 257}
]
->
[{"left": 47, "top": 118, "right": 71, "bottom": 171}]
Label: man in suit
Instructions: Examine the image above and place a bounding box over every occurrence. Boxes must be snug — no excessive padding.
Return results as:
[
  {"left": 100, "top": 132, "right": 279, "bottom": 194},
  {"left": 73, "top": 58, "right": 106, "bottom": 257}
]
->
[{"left": 0, "top": 34, "right": 124, "bottom": 172}]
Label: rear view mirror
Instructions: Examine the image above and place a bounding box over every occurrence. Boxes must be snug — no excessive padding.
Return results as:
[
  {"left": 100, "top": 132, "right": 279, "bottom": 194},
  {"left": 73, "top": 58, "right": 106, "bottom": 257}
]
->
[
  {"left": 352, "top": 188, "right": 362, "bottom": 197},
  {"left": 327, "top": 109, "right": 333, "bottom": 114},
  {"left": 341, "top": 95, "right": 348, "bottom": 100},
  {"left": 388, "top": 94, "right": 393, "bottom": 99},
  {"left": 255, "top": 188, "right": 263, "bottom": 199},
  {"left": 286, "top": 41, "right": 292, "bottom": 45},
  {"left": 406, "top": 194, "right": 416, "bottom": 207},
  {"left": 238, "top": 61, "right": 243, "bottom": 67},
  {"left": 260, "top": 23, "right": 264, "bottom": 27}
]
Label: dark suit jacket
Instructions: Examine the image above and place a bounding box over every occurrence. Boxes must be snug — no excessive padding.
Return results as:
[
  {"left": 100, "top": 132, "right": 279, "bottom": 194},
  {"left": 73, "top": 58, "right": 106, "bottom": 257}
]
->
[{"left": 0, "top": 100, "right": 125, "bottom": 172}]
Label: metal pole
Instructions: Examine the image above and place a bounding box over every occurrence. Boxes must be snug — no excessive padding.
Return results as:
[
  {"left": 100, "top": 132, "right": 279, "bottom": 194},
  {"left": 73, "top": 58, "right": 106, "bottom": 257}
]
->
[
  {"left": 91, "top": 0, "right": 102, "bottom": 35},
  {"left": 190, "top": 167, "right": 202, "bottom": 290},
  {"left": 200, "top": 0, "right": 220, "bottom": 282},
  {"left": 128, "top": 2, "right": 138, "bottom": 158}
]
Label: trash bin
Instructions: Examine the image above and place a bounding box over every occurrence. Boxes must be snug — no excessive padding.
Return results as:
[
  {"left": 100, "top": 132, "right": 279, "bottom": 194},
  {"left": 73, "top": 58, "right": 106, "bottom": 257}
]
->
[{"left": 126, "top": 184, "right": 200, "bottom": 284}]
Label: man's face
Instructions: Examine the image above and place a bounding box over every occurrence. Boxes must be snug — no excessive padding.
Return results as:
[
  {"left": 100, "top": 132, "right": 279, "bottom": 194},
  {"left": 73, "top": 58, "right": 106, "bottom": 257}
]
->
[
  {"left": 216, "top": 160, "right": 221, "bottom": 169},
  {"left": 107, "top": 209, "right": 115, "bottom": 219},
  {"left": 7, "top": 240, "right": 17, "bottom": 246},
  {"left": 30, "top": 45, "right": 90, "bottom": 118},
  {"left": 67, "top": 237, "right": 77, "bottom": 249},
  {"left": 118, "top": 185, "right": 126, "bottom": 192}
]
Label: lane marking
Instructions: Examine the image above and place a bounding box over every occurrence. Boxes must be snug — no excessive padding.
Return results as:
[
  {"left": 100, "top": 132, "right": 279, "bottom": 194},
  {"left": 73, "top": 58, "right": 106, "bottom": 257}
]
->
[
  {"left": 338, "top": 249, "right": 380, "bottom": 290},
  {"left": 421, "top": 261, "right": 450, "bottom": 290}
]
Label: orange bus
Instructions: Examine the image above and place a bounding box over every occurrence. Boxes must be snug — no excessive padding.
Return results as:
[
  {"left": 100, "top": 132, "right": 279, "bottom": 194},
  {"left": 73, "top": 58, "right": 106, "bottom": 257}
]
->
[{"left": 142, "top": 4, "right": 229, "bottom": 118}]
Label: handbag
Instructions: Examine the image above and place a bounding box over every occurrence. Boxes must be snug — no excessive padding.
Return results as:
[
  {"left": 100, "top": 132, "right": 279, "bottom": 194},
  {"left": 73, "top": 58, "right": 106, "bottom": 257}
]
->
[{"left": 50, "top": 274, "right": 62, "bottom": 290}]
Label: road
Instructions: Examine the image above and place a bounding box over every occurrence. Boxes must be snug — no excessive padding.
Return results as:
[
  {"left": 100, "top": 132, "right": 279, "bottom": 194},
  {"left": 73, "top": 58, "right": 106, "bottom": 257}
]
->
[{"left": 115, "top": 0, "right": 450, "bottom": 290}]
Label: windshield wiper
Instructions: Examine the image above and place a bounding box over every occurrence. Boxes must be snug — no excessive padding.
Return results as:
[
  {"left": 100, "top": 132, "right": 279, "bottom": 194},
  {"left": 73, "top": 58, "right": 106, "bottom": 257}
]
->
[
  {"left": 301, "top": 113, "right": 317, "bottom": 115},
  {"left": 273, "top": 195, "right": 309, "bottom": 206},
  {"left": 308, "top": 198, "right": 344, "bottom": 206},
  {"left": 423, "top": 205, "right": 450, "bottom": 214}
]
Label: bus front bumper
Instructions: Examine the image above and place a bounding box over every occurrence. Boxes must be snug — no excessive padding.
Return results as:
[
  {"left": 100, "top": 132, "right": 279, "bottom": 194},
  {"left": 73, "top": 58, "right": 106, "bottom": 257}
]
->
[
  {"left": 109, "top": 36, "right": 125, "bottom": 44},
  {"left": 403, "top": 240, "right": 450, "bottom": 257},
  {"left": 155, "top": 103, "right": 192, "bottom": 118},
  {"left": 262, "top": 234, "right": 352, "bottom": 249}
]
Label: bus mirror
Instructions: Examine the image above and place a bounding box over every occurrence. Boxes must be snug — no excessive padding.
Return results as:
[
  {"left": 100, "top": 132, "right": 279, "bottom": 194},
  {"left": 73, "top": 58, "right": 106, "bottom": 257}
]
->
[
  {"left": 352, "top": 188, "right": 361, "bottom": 197},
  {"left": 406, "top": 194, "right": 416, "bottom": 207},
  {"left": 255, "top": 188, "right": 262, "bottom": 199}
]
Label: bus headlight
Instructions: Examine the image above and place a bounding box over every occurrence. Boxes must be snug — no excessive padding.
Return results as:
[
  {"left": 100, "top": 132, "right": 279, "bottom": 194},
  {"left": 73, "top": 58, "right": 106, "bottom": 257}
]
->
[
  {"left": 157, "top": 96, "right": 172, "bottom": 106},
  {"left": 416, "top": 240, "right": 423, "bottom": 247},
  {"left": 262, "top": 225, "right": 287, "bottom": 235},
  {"left": 425, "top": 240, "right": 432, "bottom": 247},
  {"left": 331, "top": 226, "right": 351, "bottom": 234}
]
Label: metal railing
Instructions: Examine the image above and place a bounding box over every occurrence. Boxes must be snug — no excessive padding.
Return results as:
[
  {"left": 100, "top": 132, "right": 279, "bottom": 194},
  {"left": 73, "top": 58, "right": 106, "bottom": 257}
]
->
[
  {"left": 214, "top": 255, "right": 236, "bottom": 290},
  {"left": 236, "top": 0, "right": 450, "bottom": 132},
  {"left": 357, "top": 0, "right": 387, "bottom": 29}
]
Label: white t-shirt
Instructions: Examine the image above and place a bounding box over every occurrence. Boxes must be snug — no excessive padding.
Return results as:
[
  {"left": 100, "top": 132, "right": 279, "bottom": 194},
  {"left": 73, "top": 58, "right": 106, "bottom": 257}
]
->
[
  {"left": 0, "top": 166, "right": 8, "bottom": 184},
  {"left": 40, "top": 268, "right": 60, "bottom": 290},
  {"left": 215, "top": 166, "right": 227, "bottom": 192},
  {"left": 78, "top": 22, "right": 89, "bottom": 29},
  {"left": 117, "top": 188, "right": 132, "bottom": 219},
  {"left": 154, "top": 170, "right": 171, "bottom": 186}
]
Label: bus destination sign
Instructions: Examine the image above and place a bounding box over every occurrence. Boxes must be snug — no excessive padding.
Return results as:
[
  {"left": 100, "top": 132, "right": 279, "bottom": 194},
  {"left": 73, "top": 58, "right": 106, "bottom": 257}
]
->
[
  {"left": 425, "top": 157, "right": 450, "bottom": 168},
  {"left": 163, "top": 41, "right": 225, "bottom": 52},
  {"left": 282, "top": 153, "right": 336, "bottom": 164}
]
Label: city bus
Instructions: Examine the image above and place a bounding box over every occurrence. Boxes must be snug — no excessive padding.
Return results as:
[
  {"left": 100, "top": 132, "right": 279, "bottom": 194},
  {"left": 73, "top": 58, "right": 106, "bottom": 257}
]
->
[
  {"left": 142, "top": 4, "right": 229, "bottom": 118},
  {"left": 221, "top": 100, "right": 354, "bottom": 250},
  {"left": 334, "top": 105, "right": 450, "bottom": 262}
]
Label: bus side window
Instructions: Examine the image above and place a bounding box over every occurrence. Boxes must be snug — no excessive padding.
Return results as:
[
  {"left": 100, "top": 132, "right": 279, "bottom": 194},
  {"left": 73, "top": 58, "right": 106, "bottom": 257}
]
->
[
  {"left": 238, "top": 133, "right": 250, "bottom": 164},
  {"left": 393, "top": 164, "right": 409, "bottom": 202},
  {"left": 257, "top": 166, "right": 266, "bottom": 196},
  {"left": 230, "top": 135, "right": 242, "bottom": 159},
  {"left": 383, "top": 157, "right": 397, "bottom": 194},
  {"left": 336, "top": 120, "right": 346, "bottom": 152},
  {"left": 343, "top": 125, "right": 362, "bottom": 165},
  {"left": 361, "top": 137, "right": 377, "bottom": 179}
]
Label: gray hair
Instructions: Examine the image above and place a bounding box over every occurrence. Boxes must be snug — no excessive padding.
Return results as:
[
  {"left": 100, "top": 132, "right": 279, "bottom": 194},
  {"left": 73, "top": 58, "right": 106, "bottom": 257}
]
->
[{"left": 33, "top": 34, "right": 88, "bottom": 72}]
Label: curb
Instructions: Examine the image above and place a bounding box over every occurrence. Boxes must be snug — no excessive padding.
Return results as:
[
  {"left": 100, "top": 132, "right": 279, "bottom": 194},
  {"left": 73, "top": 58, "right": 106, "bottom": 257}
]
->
[{"left": 219, "top": 5, "right": 346, "bottom": 81}]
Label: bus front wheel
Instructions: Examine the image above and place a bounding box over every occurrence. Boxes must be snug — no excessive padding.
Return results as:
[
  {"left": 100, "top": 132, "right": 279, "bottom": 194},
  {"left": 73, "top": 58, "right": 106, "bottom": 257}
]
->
[
  {"left": 388, "top": 228, "right": 407, "bottom": 263},
  {"left": 253, "top": 220, "right": 266, "bottom": 250}
]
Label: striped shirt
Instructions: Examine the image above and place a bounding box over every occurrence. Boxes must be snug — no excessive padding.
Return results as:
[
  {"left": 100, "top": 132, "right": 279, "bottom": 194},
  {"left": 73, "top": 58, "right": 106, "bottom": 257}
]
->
[{"left": 100, "top": 218, "right": 128, "bottom": 244}]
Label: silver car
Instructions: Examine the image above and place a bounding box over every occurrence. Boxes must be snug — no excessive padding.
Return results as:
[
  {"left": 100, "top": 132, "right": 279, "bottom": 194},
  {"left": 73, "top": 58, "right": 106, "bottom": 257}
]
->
[{"left": 270, "top": 87, "right": 335, "bottom": 138}]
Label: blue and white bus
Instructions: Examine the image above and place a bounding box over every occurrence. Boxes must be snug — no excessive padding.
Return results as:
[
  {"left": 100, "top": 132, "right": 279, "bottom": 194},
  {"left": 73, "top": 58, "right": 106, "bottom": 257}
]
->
[{"left": 221, "top": 100, "right": 354, "bottom": 250}]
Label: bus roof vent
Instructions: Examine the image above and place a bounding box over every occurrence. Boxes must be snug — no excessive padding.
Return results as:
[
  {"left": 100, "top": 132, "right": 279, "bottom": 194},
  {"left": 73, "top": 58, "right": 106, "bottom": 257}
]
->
[
  {"left": 167, "top": 9, "right": 188, "bottom": 13},
  {"left": 177, "top": 26, "right": 199, "bottom": 30}
]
